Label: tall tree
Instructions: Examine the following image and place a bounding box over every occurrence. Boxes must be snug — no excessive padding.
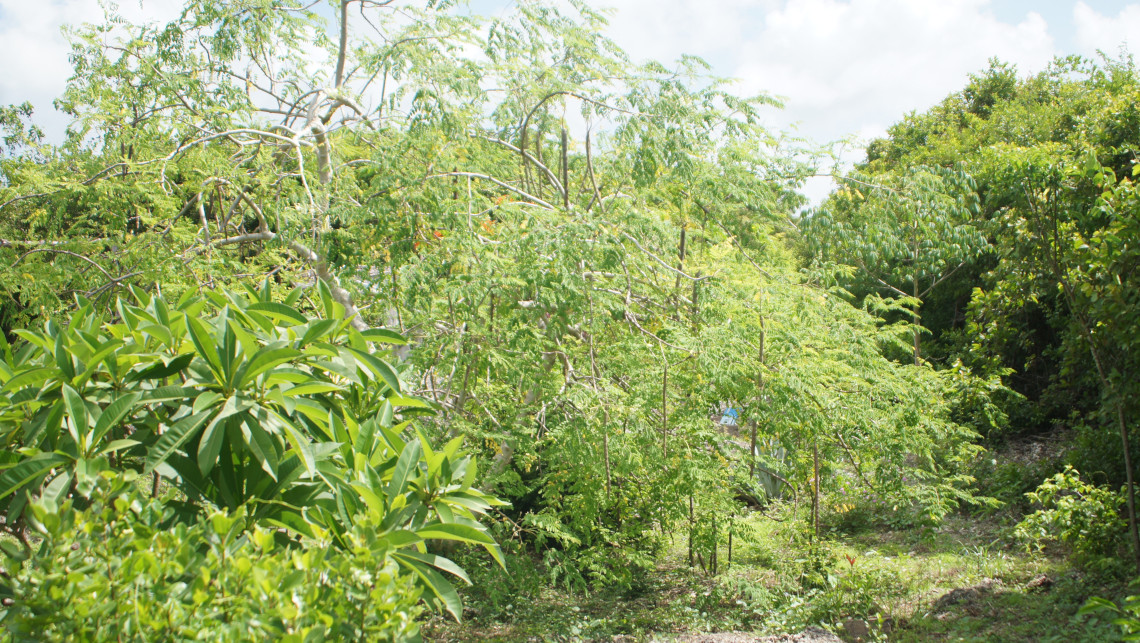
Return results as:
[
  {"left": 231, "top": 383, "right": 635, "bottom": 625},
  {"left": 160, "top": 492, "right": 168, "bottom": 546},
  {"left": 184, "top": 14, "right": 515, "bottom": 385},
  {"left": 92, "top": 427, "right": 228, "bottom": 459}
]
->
[{"left": 805, "top": 165, "right": 986, "bottom": 364}]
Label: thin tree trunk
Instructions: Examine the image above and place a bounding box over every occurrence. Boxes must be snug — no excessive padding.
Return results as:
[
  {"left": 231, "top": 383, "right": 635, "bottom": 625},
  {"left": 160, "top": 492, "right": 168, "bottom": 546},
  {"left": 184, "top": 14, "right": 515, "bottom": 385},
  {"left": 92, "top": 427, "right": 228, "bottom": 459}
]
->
[
  {"left": 711, "top": 514, "right": 718, "bottom": 575},
  {"left": 728, "top": 526, "right": 733, "bottom": 568},
  {"left": 912, "top": 274, "right": 921, "bottom": 365},
  {"left": 751, "top": 308, "right": 765, "bottom": 477},
  {"left": 691, "top": 271, "right": 701, "bottom": 334},
  {"left": 662, "top": 351, "right": 668, "bottom": 459},
  {"left": 688, "top": 494, "right": 694, "bottom": 567},
  {"left": 560, "top": 125, "right": 569, "bottom": 210},
  {"left": 1029, "top": 185, "right": 1140, "bottom": 574},
  {"left": 674, "top": 225, "right": 687, "bottom": 298},
  {"left": 1117, "top": 403, "right": 1140, "bottom": 575},
  {"left": 604, "top": 431, "right": 611, "bottom": 498},
  {"left": 812, "top": 440, "right": 820, "bottom": 542}
]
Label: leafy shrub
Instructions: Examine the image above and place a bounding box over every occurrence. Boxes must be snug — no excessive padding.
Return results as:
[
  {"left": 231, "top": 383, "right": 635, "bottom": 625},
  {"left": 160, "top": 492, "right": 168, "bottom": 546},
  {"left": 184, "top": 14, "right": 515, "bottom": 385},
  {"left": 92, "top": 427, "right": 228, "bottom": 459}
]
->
[
  {"left": 970, "top": 454, "right": 1061, "bottom": 513},
  {"left": 0, "top": 282, "right": 416, "bottom": 528},
  {"left": 0, "top": 283, "right": 508, "bottom": 628},
  {"left": 0, "top": 472, "right": 424, "bottom": 642},
  {"left": 1080, "top": 591, "right": 1140, "bottom": 640},
  {"left": 1015, "top": 465, "right": 1127, "bottom": 559}
]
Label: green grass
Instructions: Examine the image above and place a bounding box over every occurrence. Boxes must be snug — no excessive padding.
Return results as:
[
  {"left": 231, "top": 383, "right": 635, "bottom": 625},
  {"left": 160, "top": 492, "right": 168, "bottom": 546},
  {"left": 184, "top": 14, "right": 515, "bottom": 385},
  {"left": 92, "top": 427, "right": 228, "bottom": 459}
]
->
[{"left": 424, "top": 507, "right": 1131, "bottom": 642}]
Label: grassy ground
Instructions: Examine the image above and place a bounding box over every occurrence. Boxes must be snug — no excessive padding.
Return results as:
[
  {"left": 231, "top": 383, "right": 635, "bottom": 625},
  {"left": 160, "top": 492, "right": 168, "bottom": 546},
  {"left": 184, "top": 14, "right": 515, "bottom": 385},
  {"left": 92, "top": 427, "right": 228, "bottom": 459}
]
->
[{"left": 424, "top": 508, "right": 1131, "bottom": 642}]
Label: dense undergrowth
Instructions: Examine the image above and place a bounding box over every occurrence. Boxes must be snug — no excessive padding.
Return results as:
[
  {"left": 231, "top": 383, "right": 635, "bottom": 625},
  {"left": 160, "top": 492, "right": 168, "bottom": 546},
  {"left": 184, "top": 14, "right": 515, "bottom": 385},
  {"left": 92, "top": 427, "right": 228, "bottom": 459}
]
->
[{"left": 427, "top": 450, "right": 1134, "bottom": 642}]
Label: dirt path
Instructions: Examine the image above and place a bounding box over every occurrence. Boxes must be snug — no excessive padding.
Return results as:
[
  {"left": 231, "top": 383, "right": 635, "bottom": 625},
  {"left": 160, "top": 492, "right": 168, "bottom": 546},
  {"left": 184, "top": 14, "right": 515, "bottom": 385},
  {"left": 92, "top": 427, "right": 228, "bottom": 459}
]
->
[{"left": 639, "top": 627, "right": 843, "bottom": 642}]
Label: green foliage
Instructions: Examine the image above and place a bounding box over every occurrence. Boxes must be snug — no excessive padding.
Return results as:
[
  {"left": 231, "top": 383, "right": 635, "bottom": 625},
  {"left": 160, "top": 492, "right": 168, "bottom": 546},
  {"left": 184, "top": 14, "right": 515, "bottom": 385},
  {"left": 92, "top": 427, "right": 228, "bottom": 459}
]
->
[
  {"left": 1016, "top": 466, "right": 1127, "bottom": 560},
  {"left": 0, "top": 0, "right": 1003, "bottom": 613},
  {"left": 835, "top": 54, "right": 1140, "bottom": 451},
  {"left": 1080, "top": 591, "right": 1140, "bottom": 641},
  {"left": 0, "top": 471, "right": 424, "bottom": 642},
  {"left": 970, "top": 455, "right": 1063, "bottom": 513},
  {"left": 0, "top": 283, "right": 506, "bottom": 624}
]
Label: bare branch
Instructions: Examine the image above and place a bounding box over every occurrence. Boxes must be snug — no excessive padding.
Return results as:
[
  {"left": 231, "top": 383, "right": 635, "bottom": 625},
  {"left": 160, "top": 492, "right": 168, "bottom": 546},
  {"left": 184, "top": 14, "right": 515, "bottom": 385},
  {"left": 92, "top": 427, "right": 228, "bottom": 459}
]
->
[
  {"left": 620, "top": 232, "right": 712, "bottom": 282},
  {"left": 425, "top": 172, "right": 556, "bottom": 210},
  {"left": 475, "top": 135, "right": 565, "bottom": 199}
]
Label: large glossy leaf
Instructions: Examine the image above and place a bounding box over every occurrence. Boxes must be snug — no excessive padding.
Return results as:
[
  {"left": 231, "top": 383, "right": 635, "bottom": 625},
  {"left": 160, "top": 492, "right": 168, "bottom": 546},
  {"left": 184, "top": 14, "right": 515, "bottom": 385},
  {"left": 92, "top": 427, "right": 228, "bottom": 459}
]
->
[
  {"left": 1, "top": 367, "right": 55, "bottom": 394},
  {"left": 185, "top": 315, "right": 224, "bottom": 381},
  {"left": 246, "top": 302, "right": 308, "bottom": 326},
  {"left": 90, "top": 393, "right": 142, "bottom": 446},
  {"left": 0, "top": 453, "right": 68, "bottom": 499},
  {"left": 347, "top": 348, "right": 402, "bottom": 393},
  {"left": 61, "top": 384, "right": 89, "bottom": 444},
  {"left": 142, "top": 385, "right": 199, "bottom": 404},
  {"left": 361, "top": 328, "right": 408, "bottom": 345},
  {"left": 387, "top": 440, "right": 422, "bottom": 499},
  {"left": 197, "top": 416, "right": 228, "bottom": 476},
  {"left": 397, "top": 554, "right": 463, "bottom": 621},
  {"left": 299, "top": 319, "right": 340, "bottom": 347},
  {"left": 282, "top": 382, "right": 344, "bottom": 397},
  {"left": 243, "top": 420, "right": 280, "bottom": 480},
  {"left": 144, "top": 411, "right": 213, "bottom": 474},
  {"left": 415, "top": 522, "right": 504, "bottom": 567},
  {"left": 394, "top": 550, "right": 472, "bottom": 585},
  {"left": 236, "top": 348, "right": 303, "bottom": 388},
  {"left": 126, "top": 352, "right": 193, "bottom": 382}
]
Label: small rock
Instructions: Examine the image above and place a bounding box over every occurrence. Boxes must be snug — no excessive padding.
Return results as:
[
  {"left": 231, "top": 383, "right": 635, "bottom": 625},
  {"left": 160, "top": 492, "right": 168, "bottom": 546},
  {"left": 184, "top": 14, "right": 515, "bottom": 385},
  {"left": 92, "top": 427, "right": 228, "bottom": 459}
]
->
[
  {"left": 842, "top": 618, "right": 869, "bottom": 641},
  {"left": 1025, "top": 574, "right": 1053, "bottom": 592},
  {"left": 932, "top": 578, "right": 1002, "bottom": 610}
]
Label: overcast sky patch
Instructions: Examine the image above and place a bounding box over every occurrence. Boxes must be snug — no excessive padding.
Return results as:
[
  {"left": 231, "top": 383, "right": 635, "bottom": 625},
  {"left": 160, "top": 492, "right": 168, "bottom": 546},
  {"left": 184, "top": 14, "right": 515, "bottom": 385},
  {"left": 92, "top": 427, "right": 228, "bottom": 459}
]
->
[{"left": 2, "top": 0, "right": 1139, "bottom": 204}]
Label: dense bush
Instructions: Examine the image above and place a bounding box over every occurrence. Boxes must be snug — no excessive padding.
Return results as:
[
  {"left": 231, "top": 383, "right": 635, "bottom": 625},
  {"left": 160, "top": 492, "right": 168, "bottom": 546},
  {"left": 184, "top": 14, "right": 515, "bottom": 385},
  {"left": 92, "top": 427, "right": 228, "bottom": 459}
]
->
[
  {"left": 0, "top": 284, "right": 506, "bottom": 634},
  {"left": 1, "top": 472, "right": 425, "bottom": 642},
  {"left": 1015, "top": 466, "right": 1127, "bottom": 561}
]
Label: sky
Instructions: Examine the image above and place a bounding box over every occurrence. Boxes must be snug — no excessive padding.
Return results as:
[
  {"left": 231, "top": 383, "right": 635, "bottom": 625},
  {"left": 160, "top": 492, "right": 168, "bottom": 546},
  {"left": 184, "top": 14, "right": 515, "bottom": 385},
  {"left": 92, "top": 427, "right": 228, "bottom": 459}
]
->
[{"left": 3, "top": 0, "right": 1140, "bottom": 203}]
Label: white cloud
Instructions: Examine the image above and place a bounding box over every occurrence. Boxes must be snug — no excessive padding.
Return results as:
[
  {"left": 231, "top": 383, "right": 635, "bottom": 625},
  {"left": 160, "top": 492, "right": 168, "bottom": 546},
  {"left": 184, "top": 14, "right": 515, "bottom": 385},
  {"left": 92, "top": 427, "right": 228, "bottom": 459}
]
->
[
  {"left": 608, "top": 0, "right": 1054, "bottom": 143},
  {"left": 0, "top": 0, "right": 183, "bottom": 136},
  {"left": 1074, "top": 1, "right": 1140, "bottom": 58},
  {"left": 601, "top": 0, "right": 1059, "bottom": 205}
]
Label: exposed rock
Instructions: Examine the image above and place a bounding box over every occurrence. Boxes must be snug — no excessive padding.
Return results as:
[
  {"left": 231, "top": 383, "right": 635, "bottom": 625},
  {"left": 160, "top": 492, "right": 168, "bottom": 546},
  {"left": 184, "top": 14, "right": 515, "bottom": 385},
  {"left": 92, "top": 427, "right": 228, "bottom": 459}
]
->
[
  {"left": 842, "top": 617, "right": 869, "bottom": 641},
  {"left": 932, "top": 578, "right": 1003, "bottom": 611},
  {"left": 1025, "top": 574, "right": 1053, "bottom": 592}
]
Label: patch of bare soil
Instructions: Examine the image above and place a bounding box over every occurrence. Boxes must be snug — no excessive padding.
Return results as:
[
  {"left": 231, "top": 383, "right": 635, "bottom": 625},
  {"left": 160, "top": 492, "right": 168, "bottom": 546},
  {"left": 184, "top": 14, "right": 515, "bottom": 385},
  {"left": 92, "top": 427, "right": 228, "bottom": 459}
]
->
[{"left": 644, "top": 627, "right": 842, "bottom": 642}]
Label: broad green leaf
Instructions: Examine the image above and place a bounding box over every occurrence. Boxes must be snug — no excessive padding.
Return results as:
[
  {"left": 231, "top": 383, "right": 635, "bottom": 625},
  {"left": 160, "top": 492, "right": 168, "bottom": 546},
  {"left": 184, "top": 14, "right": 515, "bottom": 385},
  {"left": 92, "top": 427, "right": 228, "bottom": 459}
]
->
[
  {"left": 144, "top": 411, "right": 213, "bottom": 474},
  {"left": 61, "top": 384, "right": 89, "bottom": 444},
  {"left": 348, "top": 348, "right": 402, "bottom": 393},
  {"left": 398, "top": 555, "right": 463, "bottom": 621},
  {"left": 97, "top": 439, "right": 140, "bottom": 455},
  {"left": 362, "top": 328, "right": 408, "bottom": 345},
  {"left": 394, "top": 550, "right": 471, "bottom": 585},
  {"left": 243, "top": 421, "right": 280, "bottom": 481},
  {"left": 299, "top": 319, "right": 340, "bottom": 347},
  {"left": 282, "top": 382, "right": 344, "bottom": 397},
  {"left": 387, "top": 440, "right": 422, "bottom": 499},
  {"left": 142, "top": 385, "right": 198, "bottom": 404},
  {"left": 388, "top": 395, "right": 433, "bottom": 409},
  {"left": 237, "top": 347, "right": 303, "bottom": 388},
  {"left": 350, "top": 482, "right": 387, "bottom": 516},
  {"left": 126, "top": 352, "right": 193, "bottom": 382},
  {"left": 91, "top": 393, "right": 142, "bottom": 445},
  {"left": 414, "top": 522, "right": 496, "bottom": 546},
  {"left": 197, "top": 416, "right": 227, "bottom": 476},
  {"left": 247, "top": 302, "right": 308, "bottom": 326},
  {"left": 0, "top": 453, "right": 68, "bottom": 499},
  {"left": 185, "top": 315, "right": 224, "bottom": 380},
  {"left": 1, "top": 367, "right": 55, "bottom": 394}
]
